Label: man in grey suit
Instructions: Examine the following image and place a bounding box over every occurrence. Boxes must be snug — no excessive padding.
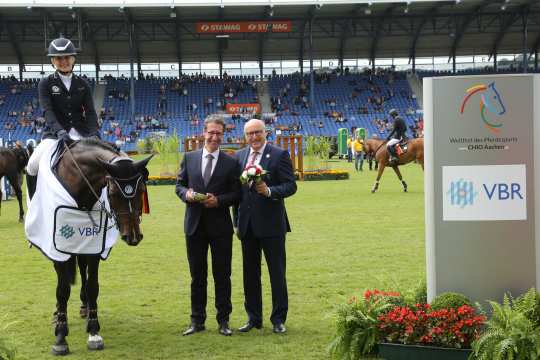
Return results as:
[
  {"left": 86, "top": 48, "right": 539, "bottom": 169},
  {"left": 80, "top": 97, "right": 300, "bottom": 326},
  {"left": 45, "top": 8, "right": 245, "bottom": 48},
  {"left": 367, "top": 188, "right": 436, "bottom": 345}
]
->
[{"left": 176, "top": 115, "right": 240, "bottom": 336}]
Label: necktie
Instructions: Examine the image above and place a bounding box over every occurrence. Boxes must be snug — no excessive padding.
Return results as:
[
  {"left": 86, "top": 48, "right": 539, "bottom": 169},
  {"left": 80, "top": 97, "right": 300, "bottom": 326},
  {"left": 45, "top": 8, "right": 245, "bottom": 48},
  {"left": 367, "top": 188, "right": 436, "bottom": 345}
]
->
[
  {"left": 203, "top": 154, "right": 214, "bottom": 186},
  {"left": 248, "top": 151, "right": 259, "bottom": 167}
]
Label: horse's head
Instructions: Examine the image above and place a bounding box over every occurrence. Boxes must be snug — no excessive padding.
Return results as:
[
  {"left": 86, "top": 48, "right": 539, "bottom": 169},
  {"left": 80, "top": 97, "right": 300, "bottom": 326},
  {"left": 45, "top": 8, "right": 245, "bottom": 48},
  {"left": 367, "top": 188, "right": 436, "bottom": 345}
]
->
[
  {"left": 98, "top": 155, "right": 153, "bottom": 246},
  {"left": 483, "top": 82, "right": 506, "bottom": 116}
]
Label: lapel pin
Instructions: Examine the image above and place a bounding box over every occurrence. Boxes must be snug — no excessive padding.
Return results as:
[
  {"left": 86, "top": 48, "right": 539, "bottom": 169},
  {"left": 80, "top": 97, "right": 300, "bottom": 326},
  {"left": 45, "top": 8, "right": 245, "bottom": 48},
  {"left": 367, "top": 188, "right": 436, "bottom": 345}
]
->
[{"left": 266, "top": 154, "right": 270, "bottom": 158}]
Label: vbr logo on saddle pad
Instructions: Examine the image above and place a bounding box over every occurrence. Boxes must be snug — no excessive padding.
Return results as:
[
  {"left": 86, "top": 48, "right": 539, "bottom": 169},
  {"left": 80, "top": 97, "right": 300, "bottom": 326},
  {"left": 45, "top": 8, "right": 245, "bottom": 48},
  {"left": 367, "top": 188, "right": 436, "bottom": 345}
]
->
[
  {"left": 442, "top": 164, "right": 526, "bottom": 221},
  {"left": 460, "top": 82, "right": 506, "bottom": 134},
  {"left": 58, "top": 224, "right": 75, "bottom": 239}
]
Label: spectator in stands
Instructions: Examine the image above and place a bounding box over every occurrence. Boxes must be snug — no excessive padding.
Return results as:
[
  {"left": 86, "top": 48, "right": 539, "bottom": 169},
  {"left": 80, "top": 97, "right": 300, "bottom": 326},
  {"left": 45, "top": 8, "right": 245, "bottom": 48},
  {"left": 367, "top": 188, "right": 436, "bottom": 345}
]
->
[{"left": 26, "top": 37, "right": 100, "bottom": 199}]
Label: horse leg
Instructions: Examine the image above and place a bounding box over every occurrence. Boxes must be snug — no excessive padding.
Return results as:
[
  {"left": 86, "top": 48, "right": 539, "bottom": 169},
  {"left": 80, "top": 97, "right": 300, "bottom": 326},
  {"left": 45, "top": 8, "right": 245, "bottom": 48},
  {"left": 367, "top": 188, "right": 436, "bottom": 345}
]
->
[
  {"left": 78, "top": 256, "right": 89, "bottom": 318},
  {"left": 7, "top": 173, "right": 24, "bottom": 222},
  {"left": 392, "top": 165, "right": 408, "bottom": 192},
  {"left": 371, "top": 161, "right": 385, "bottom": 193},
  {"left": 85, "top": 255, "right": 104, "bottom": 351},
  {"left": 52, "top": 259, "right": 74, "bottom": 356}
]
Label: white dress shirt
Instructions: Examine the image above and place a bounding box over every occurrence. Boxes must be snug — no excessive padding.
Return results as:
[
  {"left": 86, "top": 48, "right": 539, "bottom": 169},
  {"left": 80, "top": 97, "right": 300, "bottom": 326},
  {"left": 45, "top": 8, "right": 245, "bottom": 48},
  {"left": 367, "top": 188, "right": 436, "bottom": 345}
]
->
[
  {"left": 248, "top": 143, "right": 267, "bottom": 167},
  {"left": 248, "top": 143, "right": 271, "bottom": 197},
  {"left": 58, "top": 72, "right": 73, "bottom": 92}
]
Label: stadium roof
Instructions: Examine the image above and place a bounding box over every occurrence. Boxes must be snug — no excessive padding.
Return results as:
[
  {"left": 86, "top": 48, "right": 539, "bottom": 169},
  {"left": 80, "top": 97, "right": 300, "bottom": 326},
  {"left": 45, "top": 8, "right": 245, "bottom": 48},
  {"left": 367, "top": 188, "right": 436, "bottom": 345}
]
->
[{"left": 0, "top": 0, "right": 539, "bottom": 68}]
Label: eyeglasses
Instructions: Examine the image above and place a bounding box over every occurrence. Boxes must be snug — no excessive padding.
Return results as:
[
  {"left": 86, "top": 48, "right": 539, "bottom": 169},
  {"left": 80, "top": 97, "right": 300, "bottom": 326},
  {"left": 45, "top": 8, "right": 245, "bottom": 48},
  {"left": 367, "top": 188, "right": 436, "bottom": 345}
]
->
[
  {"left": 205, "top": 131, "right": 223, "bottom": 137},
  {"left": 245, "top": 130, "right": 264, "bottom": 137}
]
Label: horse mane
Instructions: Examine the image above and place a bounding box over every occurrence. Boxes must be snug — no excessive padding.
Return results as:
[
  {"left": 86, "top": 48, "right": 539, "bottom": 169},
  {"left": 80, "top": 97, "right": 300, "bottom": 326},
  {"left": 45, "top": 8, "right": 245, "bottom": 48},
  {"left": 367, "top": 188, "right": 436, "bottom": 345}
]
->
[{"left": 78, "top": 138, "right": 121, "bottom": 155}]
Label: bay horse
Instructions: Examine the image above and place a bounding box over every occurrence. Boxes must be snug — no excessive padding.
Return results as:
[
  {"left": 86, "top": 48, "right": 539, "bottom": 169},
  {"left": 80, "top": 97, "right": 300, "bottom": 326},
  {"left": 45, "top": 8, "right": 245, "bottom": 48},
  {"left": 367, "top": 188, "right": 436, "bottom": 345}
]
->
[
  {"left": 366, "top": 137, "right": 424, "bottom": 193},
  {"left": 32, "top": 139, "right": 152, "bottom": 355},
  {"left": 0, "top": 145, "right": 31, "bottom": 222}
]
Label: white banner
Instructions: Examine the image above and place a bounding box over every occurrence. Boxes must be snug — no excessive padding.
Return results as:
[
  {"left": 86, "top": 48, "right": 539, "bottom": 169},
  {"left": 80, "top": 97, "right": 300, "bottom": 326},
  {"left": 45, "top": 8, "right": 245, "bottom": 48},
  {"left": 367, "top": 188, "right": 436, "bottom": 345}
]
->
[{"left": 442, "top": 164, "right": 527, "bottom": 221}]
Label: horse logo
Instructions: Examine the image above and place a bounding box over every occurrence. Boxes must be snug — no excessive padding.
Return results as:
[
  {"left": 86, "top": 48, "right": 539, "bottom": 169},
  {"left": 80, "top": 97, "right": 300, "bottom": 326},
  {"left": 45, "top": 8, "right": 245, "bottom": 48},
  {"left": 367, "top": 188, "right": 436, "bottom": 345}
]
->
[{"left": 460, "top": 82, "right": 506, "bottom": 134}]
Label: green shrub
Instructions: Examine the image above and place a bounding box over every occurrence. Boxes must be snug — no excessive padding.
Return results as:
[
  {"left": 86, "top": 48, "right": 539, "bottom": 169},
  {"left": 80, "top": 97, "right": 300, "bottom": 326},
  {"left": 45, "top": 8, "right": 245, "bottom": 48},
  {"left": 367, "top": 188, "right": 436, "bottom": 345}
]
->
[
  {"left": 328, "top": 294, "right": 392, "bottom": 359},
  {"left": 405, "top": 278, "right": 427, "bottom": 307},
  {"left": 513, "top": 288, "right": 540, "bottom": 329},
  {"left": 471, "top": 295, "right": 540, "bottom": 360},
  {"left": 430, "top": 292, "right": 472, "bottom": 311}
]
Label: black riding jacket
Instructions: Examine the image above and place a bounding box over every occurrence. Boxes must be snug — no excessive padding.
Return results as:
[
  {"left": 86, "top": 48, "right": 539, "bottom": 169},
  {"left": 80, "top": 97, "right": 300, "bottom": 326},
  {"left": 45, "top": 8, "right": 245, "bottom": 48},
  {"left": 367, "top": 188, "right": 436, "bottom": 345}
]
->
[
  {"left": 39, "top": 72, "right": 99, "bottom": 140},
  {"left": 387, "top": 116, "right": 407, "bottom": 140}
]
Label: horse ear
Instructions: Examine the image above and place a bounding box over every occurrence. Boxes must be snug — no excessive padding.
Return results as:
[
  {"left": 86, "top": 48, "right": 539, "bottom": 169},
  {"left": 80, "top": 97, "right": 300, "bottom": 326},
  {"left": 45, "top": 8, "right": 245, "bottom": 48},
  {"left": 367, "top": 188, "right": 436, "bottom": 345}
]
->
[
  {"left": 133, "top": 154, "right": 154, "bottom": 172},
  {"left": 97, "top": 157, "right": 117, "bottom": 175}
]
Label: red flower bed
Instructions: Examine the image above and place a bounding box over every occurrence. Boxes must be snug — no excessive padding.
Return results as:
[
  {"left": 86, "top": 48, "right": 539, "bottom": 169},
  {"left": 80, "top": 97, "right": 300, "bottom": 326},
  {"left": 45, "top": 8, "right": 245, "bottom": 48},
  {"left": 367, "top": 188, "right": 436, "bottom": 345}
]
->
[{"left": 378, "top": 304, "right": 485, "bottom": 349}]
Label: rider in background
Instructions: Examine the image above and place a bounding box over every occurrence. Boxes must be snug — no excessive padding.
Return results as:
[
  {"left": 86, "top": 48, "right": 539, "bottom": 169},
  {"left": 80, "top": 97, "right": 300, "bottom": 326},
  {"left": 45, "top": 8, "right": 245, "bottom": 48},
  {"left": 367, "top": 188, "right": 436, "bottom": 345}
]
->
[
  {"left": 385, "top": 108, "right": 407, "bottom": 165},
  {"left": 26, "top": 37, "right": 100, "bottom": 198}
]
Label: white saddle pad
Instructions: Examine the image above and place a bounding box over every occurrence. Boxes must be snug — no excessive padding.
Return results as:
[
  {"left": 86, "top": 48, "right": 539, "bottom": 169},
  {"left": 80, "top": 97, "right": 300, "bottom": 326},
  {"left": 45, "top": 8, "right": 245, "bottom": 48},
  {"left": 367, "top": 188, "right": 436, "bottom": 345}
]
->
[{"left": 25, "top": 140, "right": 119, "bottom": 261}]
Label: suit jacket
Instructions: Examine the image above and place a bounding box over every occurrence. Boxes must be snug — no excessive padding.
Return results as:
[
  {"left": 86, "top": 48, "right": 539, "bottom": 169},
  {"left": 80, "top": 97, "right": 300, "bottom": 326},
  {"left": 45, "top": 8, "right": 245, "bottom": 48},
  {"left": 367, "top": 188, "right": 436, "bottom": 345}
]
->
[
  {"left": 39, "top": 72, "right": 99, "bottom": 140},
  {"left": 235, "top": 144, "right": 297, "bottom": 239},
  {"left": 176, "top": 149, "right": 240, "bottom": 237}
]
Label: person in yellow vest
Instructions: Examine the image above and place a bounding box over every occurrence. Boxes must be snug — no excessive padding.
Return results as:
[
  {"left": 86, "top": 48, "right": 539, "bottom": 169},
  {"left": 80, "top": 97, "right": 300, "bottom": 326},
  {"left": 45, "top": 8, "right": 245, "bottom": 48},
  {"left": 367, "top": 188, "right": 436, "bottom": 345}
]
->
[
  {"left": 352, "top": 137, "right": 364, "bottom": 171},
  {"left": 346, "top": 137, "right": 353, "bottom": 162}
]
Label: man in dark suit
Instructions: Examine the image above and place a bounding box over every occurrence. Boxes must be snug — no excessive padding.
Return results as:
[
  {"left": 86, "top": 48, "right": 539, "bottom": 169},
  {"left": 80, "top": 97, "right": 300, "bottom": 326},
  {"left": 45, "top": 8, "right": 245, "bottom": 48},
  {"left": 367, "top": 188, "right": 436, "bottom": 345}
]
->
[
  {"left": 235, "top": 119, "right": 297, "bottom": 334},
  {"left": 176, "top": 115, "right": 240, "bottom": 336}
]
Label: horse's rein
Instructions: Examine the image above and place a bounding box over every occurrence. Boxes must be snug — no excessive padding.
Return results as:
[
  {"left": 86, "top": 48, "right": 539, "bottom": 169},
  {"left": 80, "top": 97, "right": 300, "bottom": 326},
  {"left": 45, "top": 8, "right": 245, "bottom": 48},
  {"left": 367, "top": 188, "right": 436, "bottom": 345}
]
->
[{"left": 374, "top": 140, "right": 388, "bottom": 155}]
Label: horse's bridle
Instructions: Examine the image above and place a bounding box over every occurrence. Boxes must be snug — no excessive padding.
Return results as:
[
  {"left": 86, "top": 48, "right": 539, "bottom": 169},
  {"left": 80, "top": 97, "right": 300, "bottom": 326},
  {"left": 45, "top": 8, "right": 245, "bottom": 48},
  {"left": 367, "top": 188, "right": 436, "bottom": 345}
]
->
[{"left": 105, "top": 172, "right": 145, "bottom": 225}]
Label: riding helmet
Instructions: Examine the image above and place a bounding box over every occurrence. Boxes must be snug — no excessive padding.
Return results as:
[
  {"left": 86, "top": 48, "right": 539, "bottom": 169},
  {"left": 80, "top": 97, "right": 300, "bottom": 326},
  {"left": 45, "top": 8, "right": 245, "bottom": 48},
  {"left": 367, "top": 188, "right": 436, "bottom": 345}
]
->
[{"left": 47, "top": 38, "right": 77, "bottom": 57}]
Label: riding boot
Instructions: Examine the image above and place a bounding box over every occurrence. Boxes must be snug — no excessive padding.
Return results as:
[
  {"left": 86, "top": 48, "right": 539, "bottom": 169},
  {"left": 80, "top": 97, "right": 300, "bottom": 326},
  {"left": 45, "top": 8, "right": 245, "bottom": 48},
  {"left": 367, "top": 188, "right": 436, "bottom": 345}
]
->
[
  {"left": 26, "top": 174, "right": 37, "bottom": 200},
  {"left": 388, "top": 146, "right": 398, "bottom": 164}
]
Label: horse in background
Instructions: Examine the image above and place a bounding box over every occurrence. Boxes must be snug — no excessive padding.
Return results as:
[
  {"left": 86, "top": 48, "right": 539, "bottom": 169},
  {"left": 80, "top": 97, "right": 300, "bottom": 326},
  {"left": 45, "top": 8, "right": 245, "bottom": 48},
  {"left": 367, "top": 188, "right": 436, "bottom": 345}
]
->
[
  {"left": 365, "top": 137, "right": 424, "bottom": 193},
  {"left": 362, "top": 138, "right": 381, "bottom": 171},
  {"left": 0, "top": 145, "right": 32, "bottom": 222},
  {"left": 29, "top": 139, "right": 152, "bottom": 355}
]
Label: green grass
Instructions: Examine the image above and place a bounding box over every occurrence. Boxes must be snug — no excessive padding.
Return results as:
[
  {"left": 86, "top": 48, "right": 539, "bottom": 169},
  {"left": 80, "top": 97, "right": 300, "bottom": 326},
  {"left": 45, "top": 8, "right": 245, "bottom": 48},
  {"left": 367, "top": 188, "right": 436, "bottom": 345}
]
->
[{"left": 0, "top": 156, "right": 425, "bottom": 359}]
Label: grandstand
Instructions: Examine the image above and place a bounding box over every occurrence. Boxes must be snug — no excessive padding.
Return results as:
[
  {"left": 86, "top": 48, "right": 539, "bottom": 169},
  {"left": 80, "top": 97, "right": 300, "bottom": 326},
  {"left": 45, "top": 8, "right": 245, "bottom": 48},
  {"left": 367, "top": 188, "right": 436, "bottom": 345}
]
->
[{"left": 0, "top": 0, "right": 539, "bottom": 150}]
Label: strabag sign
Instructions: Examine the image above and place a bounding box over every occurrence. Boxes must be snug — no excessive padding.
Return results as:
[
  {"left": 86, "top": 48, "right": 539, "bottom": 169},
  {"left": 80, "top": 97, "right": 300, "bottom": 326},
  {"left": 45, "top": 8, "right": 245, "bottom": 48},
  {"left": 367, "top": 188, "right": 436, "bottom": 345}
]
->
[
  {"left": 442, "top": 164, "right": 526, "bottom": 221},
  {"left": 196, "top": 21, "right": 292, "bottom": 33}
]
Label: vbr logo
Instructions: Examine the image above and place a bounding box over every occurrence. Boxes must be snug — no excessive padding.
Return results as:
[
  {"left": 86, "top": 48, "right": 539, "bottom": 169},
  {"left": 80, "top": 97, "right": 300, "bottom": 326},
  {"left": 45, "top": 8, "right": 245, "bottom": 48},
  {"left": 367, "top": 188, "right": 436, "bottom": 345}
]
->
[
  {"left": 460, "top": 82, "right": 506, "bottom": 134},
  {"left": 447, "top": 179, "right": 477, "bottom": 208}
]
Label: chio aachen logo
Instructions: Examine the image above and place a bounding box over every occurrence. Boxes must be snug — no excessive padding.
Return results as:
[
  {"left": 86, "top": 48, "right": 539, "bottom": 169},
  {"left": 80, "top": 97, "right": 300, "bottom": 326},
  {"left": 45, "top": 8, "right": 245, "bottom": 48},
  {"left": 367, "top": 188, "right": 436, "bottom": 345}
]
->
[
  {"left": 460, "top": 82, "right": 506, "bottom": 134},
  {"left": 448, "top": 178, "right": 523, "bottom": 209}
]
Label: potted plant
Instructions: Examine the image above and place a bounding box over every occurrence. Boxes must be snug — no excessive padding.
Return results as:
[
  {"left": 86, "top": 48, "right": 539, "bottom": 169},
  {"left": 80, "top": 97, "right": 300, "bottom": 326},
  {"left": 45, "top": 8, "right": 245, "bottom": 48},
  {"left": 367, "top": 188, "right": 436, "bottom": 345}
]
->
[{"left": 377, "top": 303, "right": 485, "bottom": 360}]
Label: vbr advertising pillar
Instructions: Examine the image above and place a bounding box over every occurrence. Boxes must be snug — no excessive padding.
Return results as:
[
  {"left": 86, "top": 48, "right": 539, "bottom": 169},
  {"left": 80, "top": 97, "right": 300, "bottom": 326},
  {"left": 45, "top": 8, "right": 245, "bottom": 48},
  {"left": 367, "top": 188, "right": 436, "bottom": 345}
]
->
[{"left": 424, "top": 74, "right": 540, "bottom": 304}]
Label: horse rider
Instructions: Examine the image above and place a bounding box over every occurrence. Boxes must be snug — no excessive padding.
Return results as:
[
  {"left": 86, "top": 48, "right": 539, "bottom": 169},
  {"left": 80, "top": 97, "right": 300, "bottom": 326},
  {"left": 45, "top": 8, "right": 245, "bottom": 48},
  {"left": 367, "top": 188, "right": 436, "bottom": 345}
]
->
[
  {"left": 26, "top": 37, "right": 100, "bottom": 198},
  {"left": 385, "top": 108, "right": 407, "bottom": 165}
]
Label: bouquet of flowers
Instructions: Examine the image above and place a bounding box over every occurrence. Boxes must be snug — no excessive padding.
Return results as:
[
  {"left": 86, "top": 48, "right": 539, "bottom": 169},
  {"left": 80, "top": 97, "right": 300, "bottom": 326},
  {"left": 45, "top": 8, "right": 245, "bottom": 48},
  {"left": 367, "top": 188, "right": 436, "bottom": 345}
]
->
[{"left": 240, "top": 164, "right": 267, "bottom": 185}]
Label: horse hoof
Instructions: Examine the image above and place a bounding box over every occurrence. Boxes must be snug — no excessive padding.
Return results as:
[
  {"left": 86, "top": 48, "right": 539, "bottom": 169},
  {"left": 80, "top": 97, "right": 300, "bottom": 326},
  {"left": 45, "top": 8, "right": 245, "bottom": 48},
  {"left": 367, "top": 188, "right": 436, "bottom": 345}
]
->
[
  {"left": 51, "top": 343, "right": 69, "bottom": 356},
  {"left": 88, "top": 334, "right": 104, "bottom": 351}
]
